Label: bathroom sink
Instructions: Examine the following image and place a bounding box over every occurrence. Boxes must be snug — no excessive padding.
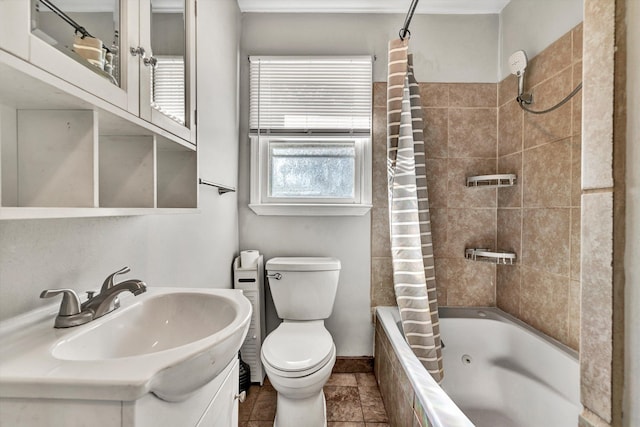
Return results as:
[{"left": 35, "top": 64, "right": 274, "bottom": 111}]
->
[
  {"left": 0, "top": 288, "right": 251, "bottom": 402},
  {"left": 53, "top": 292, "right": 241, "bottom": 360}
]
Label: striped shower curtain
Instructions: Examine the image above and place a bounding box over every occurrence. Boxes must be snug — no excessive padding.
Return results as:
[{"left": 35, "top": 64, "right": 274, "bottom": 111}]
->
[{"left": 386, "top": 38, "right": 444, "bottom": 382}]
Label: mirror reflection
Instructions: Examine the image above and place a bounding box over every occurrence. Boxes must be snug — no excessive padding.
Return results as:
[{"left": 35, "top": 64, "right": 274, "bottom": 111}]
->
[
  {"left": 31, "top": 0, "right": 121, "bottom": 86},
  {"left": 150, "top": 0, "right": 186, "bottom": 125}
]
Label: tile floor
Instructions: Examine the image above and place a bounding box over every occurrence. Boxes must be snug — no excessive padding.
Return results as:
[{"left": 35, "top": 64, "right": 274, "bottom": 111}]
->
[{"left": 239, "top": 372, "right": 389, "bottom": 427}]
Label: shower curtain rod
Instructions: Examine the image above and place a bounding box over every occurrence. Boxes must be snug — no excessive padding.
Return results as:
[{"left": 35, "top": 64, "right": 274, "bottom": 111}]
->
[
  {"left": 399, "top": 0, "right": 419, "bottom": 40},
  {"left": 39, "top": 0, "right": 91, "bottom": 38},
  {"left": 38, "top": 0, "right": 112, "bottom": 53}
]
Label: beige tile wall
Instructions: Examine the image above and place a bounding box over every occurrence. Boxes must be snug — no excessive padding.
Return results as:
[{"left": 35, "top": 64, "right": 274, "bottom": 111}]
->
[
  {"left": 495, "top": 23, "right": 583, "bottom": 351},
  {"left": 371, "top": 24, "right": 583, "bottom": 352},
  {"left": 371, "top": 82, "right": 498, "bottom": 309},
  {"left": 375, "top": 320, "right": 431, "bottom": 427}
]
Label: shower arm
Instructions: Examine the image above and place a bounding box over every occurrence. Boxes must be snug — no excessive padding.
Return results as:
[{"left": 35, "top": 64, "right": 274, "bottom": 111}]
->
[{"left": 516, "top": 72, "right": 532, "bottom": 104}]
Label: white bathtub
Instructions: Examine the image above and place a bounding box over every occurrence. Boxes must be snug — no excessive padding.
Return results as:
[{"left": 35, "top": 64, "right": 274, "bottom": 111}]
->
[{"left": 376, "top": 307, "right": 581, "bottom": 427}]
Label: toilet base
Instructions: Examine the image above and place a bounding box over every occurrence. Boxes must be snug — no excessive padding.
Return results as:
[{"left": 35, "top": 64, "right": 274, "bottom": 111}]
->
[{"left": 273, "top": 389, "right": 327, "bottom": 427}]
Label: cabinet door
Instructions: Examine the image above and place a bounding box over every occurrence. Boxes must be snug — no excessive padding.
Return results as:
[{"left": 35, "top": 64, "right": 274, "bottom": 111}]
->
[
  {"left": 27, "top": 0, "right": 139, "bottom": 114},
  {"left": 0, "top": 0, "right": 30, "bottom": 59},
  {"left": 138, "top": 0, "right": 196, "bottom": 143},
  {"left": 197, "top": 360, "right": 239, "bottom": 427}
]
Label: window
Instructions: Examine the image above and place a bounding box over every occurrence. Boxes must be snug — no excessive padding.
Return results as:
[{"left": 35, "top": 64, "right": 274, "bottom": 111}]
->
[{"left": 249, "top": 56, "right": 372, "bottom": 216}]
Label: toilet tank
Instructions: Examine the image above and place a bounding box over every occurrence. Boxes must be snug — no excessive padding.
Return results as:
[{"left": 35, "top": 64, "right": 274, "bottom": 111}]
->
[{"left": 266, "top": 257, "right": 341, "bottom": 320}]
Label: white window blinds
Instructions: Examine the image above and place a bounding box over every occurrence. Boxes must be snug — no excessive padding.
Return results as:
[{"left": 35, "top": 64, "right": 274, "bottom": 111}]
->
[
  {"left": 151, "top": 55, "right": 185, "bottom": 125},
  {"left": 249, "top": 56, "right": 372, "bottom": 134}
]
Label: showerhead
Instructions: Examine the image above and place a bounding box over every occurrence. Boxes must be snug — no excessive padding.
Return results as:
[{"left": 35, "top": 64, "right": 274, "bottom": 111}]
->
[
  {"left": 509, "top": 50, "right": 528, "bottom": 76},
  {"left": 508, "top": 50, "right": 532, "bottom": 104}
]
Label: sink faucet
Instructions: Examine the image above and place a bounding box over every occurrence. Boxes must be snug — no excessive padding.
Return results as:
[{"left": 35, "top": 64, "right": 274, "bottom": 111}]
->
[
  {"left": 82, "top": 278, "right": 147, "bottom": 319},
  {"left": 40, "top": 267, "right": 147, "bottom": 328},
  {"left": 87, "top": 266, "right": 130, "bottom": 315}
]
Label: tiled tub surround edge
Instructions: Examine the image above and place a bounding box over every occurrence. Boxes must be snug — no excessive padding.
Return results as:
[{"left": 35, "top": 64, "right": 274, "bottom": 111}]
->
[
  {"left": 577, "top": 0, "right": 627, "bottom": 425},
  {"left": 375, "top": 307, "right": 474, "bottom": 427},
  {"left": 375, "top": 306, "right": 581, "bottom": 427}
]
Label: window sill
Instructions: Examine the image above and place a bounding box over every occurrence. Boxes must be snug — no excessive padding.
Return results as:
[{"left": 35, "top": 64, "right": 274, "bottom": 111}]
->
[{"left": 248, "top": 203, "right": 372, "bottom": 216}]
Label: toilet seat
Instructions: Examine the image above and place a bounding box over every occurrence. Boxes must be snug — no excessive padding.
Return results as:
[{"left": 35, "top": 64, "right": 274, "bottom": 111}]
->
[{"left": 262, "top": 321, "right": 334, "bottom": 378}]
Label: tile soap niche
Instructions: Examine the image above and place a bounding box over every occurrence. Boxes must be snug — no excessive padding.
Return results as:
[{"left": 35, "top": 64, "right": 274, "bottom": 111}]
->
[{"left": 465, "top": 172, "right": 518, "bottom": 264}]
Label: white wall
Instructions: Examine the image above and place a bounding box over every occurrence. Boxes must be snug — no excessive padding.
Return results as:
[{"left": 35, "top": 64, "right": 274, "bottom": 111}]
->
[
  {"left": 0, "top": 0, "right": 241, "bottom": 321},
  {"left": 624, "top": 1, "right": 639, "bottom": 425},
  {"left": 499, "top": 0, "right": 583, "bottom": 79},
  {"left": 241, "top": 13, "right": 499, "bottom": 83},
  {"left": 238, "top": 12, "right": 499, "bottom": 357}
]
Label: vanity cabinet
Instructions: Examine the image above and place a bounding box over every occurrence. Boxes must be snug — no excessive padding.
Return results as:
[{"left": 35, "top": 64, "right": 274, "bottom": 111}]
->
[
  {"left": 128, "top": 358, "right": 240, "bottom": 427},
  {"left": 0, "top": 0, "right": 199, "bottom": 219},
  {"left": 0, "top": 358, "right": 240, "bottom": 427}
]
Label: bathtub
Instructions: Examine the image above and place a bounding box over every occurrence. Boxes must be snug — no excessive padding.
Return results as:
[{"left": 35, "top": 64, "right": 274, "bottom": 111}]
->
[{"left": 374, "top": 306, "right": 581, "bottom": 427}]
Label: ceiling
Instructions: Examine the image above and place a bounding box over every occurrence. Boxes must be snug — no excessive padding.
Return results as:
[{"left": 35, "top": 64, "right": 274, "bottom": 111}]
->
[
  {"left": 236, "top": 0, "right": 511, "bottom": 14},
  {"left": 48, "top": 0, "right": 509, "bottom": 15}
]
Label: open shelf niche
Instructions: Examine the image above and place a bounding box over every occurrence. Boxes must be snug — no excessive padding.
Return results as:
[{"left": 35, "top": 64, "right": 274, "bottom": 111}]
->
[
  {"left": 157, "top": 136, "right": 197, "bottom": 209},
  {"left": 0, "top": 53, "right": 198, "bottom": 219}
]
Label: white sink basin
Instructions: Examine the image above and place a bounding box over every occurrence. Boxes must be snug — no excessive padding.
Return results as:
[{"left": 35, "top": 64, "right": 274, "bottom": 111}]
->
[
  {"left": 0, "top": 288, "right": 252, "bottom": 402},
  {"left": 53, "top": 292, "right": 240, "bottom": 360}
]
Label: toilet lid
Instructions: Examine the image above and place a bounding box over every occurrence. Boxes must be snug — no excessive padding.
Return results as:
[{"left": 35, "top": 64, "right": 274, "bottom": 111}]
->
[{"left": 262, "top": 322, "right": 334, "bottom": 374}]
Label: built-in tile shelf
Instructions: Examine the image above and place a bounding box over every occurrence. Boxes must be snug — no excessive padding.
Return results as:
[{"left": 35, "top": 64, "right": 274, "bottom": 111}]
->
[
  {"left": 465, "top": 248, "right": 517, "bottom": 265},
  {"left": 466, "top": 174, "right": 517, "bottom": 188}
]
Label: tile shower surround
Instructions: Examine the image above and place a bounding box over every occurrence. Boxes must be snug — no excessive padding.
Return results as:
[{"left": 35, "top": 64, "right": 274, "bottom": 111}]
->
[{"left": 371, "top": 23, "right": 582, "bottom": 351}]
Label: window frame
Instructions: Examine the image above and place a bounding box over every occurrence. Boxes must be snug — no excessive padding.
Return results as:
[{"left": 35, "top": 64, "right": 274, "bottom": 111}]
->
[
  {"left": 249, "top": 135, "right": 372, "bottom": 216},
  {"left": 248, "top": 56, "right": 373, "bottom": 216}
]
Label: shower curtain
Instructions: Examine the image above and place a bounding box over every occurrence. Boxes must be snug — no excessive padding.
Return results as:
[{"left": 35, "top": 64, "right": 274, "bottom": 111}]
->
[{"left": 386, "top": 38, "right": 444, "bottom": 382}]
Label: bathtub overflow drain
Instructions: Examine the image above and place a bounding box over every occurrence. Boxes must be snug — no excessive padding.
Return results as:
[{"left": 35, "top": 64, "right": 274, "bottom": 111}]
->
[{"left": 461, "top": 354, "right": 472, "bottom": 365}]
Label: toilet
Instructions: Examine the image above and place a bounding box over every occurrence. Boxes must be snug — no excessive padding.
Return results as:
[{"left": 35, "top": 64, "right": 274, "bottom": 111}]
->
[{"left": 261, "top": 257, "right": 341, "bottom": 427}]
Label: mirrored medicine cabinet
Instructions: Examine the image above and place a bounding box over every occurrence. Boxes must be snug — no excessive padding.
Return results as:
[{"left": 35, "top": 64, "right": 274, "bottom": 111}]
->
[
  {"left": 25, "top": 0, "right": 194, "bottom": 141},
  {"left": 0, "top": 0, "right": 198, "bottom": 219}
]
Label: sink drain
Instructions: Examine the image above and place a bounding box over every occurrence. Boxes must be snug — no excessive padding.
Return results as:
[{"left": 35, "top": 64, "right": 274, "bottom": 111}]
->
[{"left": 461, "top": 354, "right": 473, "bottom": 365}]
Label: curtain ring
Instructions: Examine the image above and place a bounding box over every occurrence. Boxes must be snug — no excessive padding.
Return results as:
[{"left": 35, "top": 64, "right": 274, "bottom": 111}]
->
[{"left": 399, "top": 28, "right": 411, "bottom": 40}]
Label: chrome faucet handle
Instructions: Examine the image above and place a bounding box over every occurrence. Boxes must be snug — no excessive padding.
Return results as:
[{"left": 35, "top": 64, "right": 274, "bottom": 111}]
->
[
  {"left": 40, "top": 289, "right": 94, "bottom": 328},
  {"left": 101, "top": 266, "right": 131, "bottom": 292},
  {"left": 40, "top": 289, "right": 82, "bottom": 316}
]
